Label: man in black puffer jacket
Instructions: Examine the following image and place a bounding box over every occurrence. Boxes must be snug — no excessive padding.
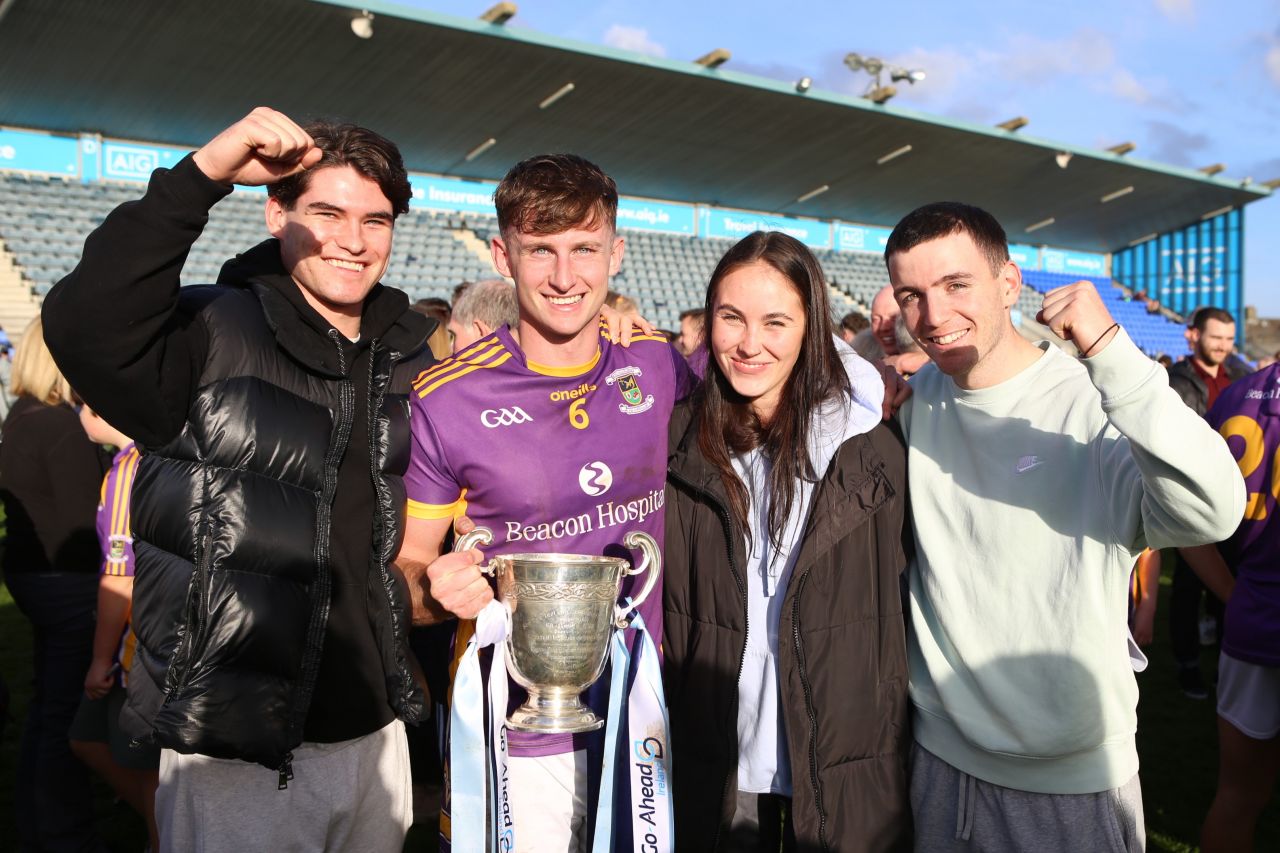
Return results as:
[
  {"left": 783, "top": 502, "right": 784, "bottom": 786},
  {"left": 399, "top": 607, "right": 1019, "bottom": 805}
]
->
[{"left": 42, "top": 108, "right": 433, "bottom": 851}]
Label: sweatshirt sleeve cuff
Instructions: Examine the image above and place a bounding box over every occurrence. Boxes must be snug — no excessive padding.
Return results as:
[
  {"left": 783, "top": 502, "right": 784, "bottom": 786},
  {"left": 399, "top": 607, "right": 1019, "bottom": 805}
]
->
[
  {"left": 1080, "top": 327, "right": 1163, "bottom": 409},
  {"left": 154, "top": 153, "right": 235, "bottom": 213}
]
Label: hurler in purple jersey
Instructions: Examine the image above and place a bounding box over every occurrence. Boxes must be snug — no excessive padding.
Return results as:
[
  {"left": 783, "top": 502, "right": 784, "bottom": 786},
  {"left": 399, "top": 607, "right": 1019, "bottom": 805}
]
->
[
  {"left": 1194, "top": 363, "right": 1280, "bottom": 852},
  {"left": 396, "top": 153, "right": 691, "bottom": 852}
]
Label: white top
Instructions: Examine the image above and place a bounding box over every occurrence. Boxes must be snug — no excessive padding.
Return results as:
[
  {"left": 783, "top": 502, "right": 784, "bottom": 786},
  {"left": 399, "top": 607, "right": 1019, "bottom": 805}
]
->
[
  {"left": 733, "top": 342, "right": 884, "bottom": 795},
  {"left": 900, "top": 329, "right": 1244, "bottom": 794}
]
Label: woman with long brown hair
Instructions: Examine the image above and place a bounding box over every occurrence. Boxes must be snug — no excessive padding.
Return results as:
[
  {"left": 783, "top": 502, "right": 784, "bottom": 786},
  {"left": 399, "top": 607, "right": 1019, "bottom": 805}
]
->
[{"left": 663, "top": 231, "right": 912, "bottom": 851}]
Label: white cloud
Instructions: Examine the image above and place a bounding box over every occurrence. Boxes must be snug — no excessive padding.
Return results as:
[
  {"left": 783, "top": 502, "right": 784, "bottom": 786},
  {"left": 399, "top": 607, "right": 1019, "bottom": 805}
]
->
[
  {"left": 603, "top": 25, "right": 666, "bottom": 58},
  {"left": 1267, "top": 43, "right": 1280, "bottom": 86},
  {"left": 1155, "top": 0, "right": 1195, "bottom": 23},
  {"left": 1109, "top": 68, "right": 1153, "bottom": 105}
]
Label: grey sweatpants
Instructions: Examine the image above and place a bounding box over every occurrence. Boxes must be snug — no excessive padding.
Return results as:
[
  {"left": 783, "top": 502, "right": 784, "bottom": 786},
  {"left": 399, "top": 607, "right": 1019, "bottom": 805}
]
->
[
  {"left": 156, "top": 718, "right": 411, "bottom": 853},
  {"left": 910, "top": 744, "right": 1145, "bottom": 852}
]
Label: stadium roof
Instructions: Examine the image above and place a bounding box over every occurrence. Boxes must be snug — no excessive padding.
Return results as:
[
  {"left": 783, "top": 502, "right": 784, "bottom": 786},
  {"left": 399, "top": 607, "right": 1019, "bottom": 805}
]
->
[{"left": 0, "top": 0, "right": 1270, "bottom": 252}]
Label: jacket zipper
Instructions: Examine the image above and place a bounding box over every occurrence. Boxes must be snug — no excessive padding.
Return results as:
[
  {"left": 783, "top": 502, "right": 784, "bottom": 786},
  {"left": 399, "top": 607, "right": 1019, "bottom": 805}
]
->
[
  {"left": 791, "top": 568, "right": 830, "bottom": 852},
  {"left": 277, "top": 331, "right": 354, "bottom": 787},
  {"left": 365, "top": 343, "right": 421, "bottom": 721},
  {"left": 668, "top": 466, "right": 749, "bottom": 852},
  {"left": 162, "top": 521, "right": 213, "bottom": 701}
]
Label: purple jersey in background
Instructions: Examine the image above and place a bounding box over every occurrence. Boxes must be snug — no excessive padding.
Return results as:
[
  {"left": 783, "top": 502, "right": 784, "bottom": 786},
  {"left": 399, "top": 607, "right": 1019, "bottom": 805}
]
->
[
  {"left": 1206, "top": 364, "right": 1280, "bottom": 667},
  {"left": 96, "top": 442, "right": 140, "bottom": 684},
  {"left": 406, "top": 321, "right": 696, "bottom": 756}
]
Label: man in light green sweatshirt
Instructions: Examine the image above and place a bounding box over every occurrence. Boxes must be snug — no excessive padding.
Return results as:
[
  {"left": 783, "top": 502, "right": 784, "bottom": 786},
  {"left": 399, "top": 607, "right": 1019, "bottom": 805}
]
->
[{"left": 887, "top": 202, "right": 1245, "bottom": 852}]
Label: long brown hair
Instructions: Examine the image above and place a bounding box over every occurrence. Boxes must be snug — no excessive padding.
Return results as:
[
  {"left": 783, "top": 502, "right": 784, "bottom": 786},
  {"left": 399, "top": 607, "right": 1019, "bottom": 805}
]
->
[{"left": 697, "top": 231, "right": 846, "bottom": 549}]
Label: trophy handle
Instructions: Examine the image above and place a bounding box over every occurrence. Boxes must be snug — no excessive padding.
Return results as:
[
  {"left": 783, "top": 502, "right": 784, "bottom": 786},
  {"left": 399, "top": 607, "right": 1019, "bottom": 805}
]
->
[
  {"left": 454, "top": 525, "right": 498, "bottom": 576},
  {"left": 615, "top": 531, "right": 662, "bottom": 628}
]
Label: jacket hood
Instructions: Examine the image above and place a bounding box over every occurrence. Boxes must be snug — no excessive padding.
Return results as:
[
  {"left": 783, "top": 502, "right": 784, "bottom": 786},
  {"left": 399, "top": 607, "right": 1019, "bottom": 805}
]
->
[{"left": 217, "top": 239, "right": 431, "bottom": 377}]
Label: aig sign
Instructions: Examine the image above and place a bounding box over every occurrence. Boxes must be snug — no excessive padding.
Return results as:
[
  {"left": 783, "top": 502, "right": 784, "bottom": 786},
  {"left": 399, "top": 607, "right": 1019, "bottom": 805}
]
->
[{"left": 103, "top": 142, "right": 181, "bottom": 182}]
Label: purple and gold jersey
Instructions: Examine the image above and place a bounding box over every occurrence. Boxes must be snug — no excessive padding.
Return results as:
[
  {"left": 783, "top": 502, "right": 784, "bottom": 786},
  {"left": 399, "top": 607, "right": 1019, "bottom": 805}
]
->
[
  {"left": 1206, "top": 364, "right": 1280, "bottom": 666},
  {"left": 97, "top": 442, "right": 140, "bottom": 684},
  {"left": 406, "top": 321, "right": 695, "bottom": 755}
]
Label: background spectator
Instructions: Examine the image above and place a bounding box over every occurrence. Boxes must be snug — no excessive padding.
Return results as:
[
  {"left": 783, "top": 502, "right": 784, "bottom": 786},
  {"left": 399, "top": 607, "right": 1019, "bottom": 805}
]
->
[
  {"left": 0, "top": 316, "right": 109, "bottom": 852},
  {"left": 448, "top": 278, "right": 518, "bottom": 353},
  {"left": 676, "top": 307, "right": 703, "bottom": 356},
  {"left": 839, "top": 310, "right": 869, "bottom": 344}
]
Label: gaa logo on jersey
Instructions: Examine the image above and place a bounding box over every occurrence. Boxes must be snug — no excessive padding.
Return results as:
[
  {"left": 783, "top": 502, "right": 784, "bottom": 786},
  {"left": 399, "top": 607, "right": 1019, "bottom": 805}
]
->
[
  {"left": 579, "top": 461, "right": 613, "bottom": 496},
  {"left": 108, "top": 536, "right": 128, "bottom": 563},
  {"left": 605, "top": 366, "right": 655, "bottom": 415},
  {"left": 481, "top": 407, "right": 534, "bottom": 428}
]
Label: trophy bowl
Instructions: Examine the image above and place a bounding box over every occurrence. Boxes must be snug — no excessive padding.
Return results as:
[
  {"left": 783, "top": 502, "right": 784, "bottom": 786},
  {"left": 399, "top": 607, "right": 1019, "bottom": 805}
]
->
[{"left": 454, "top": 527, "right": 660, "bottom": 733}]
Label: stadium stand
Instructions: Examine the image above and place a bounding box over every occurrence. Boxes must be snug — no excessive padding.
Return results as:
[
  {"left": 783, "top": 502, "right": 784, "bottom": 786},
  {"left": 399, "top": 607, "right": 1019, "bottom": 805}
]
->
[{"left": 0, "top": 169, "right": 1196, "bottom": 355}]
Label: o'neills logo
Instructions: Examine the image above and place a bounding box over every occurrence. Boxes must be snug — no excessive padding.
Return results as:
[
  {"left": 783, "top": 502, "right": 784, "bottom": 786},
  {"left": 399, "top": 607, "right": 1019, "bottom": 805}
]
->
[
  {"left": 549, "top": 382, "right": 597, "bottom": 402},
  {"left": 633, "top": 735, "right": 669, "bottom": 850},
  {"left": 606, "top": 366, "right": 655, "bottom": 415}
]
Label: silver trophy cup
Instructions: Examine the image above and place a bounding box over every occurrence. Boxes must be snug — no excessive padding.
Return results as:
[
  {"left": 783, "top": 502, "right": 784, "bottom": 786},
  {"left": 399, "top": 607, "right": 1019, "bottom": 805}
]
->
[{"left": 453, "top": 526, "right": 661, "bottom": 733}]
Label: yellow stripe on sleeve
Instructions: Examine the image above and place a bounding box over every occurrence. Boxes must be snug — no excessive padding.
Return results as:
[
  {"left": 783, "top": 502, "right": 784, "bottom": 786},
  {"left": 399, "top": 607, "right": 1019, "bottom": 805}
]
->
[
  {"left": 111, "top": 448, "right": 140, "bottom": 539},
  {"left": 417, "top": 352, "right": 513, "bottom": 398},
  {"left": 406, "top": 495, "right": 466, "bottom": 520},
  {"left": 412, "top": 339, "right": 507, "bottom": 390}
]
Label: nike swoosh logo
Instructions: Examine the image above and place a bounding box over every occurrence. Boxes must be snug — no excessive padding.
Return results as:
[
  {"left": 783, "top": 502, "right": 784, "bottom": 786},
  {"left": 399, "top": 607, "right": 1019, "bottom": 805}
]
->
[{"left": 1015, "top": 460, "right": 1046, "bottom": 474}]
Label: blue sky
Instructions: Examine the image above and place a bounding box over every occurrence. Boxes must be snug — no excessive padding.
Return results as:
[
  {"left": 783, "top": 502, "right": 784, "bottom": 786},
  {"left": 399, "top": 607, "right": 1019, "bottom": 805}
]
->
[{"left": 402, "top": 0, "right": 1280, "bottom": 315}]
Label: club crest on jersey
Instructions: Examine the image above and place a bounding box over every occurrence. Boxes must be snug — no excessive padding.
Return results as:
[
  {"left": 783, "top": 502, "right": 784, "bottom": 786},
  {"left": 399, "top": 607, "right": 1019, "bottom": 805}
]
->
[
  {"left": 605, "top": 366, "right": 655, "bottom": 415},
  {"left": 108, "top": 536, "right": 128, "bottom": 563}
]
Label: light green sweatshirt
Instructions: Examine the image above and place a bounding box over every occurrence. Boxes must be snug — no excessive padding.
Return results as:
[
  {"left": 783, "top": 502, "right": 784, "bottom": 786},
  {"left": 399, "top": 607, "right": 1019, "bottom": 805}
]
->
[{"left": 899, "top": 329, "right": 1245, "bottom": 794}]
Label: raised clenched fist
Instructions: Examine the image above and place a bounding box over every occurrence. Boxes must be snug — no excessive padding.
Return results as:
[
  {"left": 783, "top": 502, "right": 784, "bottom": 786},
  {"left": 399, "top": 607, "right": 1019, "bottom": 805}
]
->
[{"left": 191, "top": 107, "right": 323, "bottom": 187}]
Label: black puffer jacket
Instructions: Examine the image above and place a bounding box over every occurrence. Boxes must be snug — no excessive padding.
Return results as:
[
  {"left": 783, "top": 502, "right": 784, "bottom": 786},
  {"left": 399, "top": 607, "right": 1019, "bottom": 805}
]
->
[
  {"left": 663, "top": 400, "right": 912, "bottom": 852},
  {"left": 42, "top": 156, "right": 432, "bottom": 774}
]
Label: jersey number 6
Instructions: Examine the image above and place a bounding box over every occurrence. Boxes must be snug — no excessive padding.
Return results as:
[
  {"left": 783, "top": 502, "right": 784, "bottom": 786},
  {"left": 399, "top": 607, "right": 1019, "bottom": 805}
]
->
[{"left": 569, "top": 398, "right": 590, "bottom": 430}]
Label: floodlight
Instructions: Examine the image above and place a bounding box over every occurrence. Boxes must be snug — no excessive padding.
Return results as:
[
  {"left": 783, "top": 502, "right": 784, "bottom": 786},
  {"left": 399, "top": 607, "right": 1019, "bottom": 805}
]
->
[
  {"left": 866, "top": 85, "right": 897, "bottom": 104},
  {"left": 1054, "top": 152, "right": 1073, "bottom": 169},
  {"left": 694, "top": 48, "right": 731, "bottom": 68},
  {"left": 1106, "top": 142, "right": 1136, "bottom": 155},
  {"left": 795, "top": 184, "right": 829, "bottom": 203},
  {"left": 1025, "top": 217, "right": 1055, "bottom": 233},
  {"left": 350, "top": 10, "right": 374, "bottom": 39},
  {"left": 876, "top": 144, "right": 912, "bottom": 165},
  {"left": 1199, "top": 163, "right": 1225, "bottom": 176},
  {"left": 890, "top": 68, "right": 925, "bottom": 84},
  {"left": 843, "top": 53, "right": 864, "bottom": 71},
  {"left": 996, "top": 117, "right": 1028, "bottom": 132},
  {"left": 539, "top": 83, "right": 575, "bottom": 110},
  {"left": 480, "top": 3, "right": 517, "bottom": 24},
  {"left": 1100, "top": 186, "right": 1134, "bottom": 203},
  {"left": 465, "top": 138, "right": 497, "bottom": 162},
  {"left": 795, "top": 77, "right": 812, "bottom": 93}
]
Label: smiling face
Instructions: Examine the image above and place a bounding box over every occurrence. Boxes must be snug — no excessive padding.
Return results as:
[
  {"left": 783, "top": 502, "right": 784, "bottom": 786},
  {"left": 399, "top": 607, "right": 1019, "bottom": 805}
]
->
[
  {"left": 870, "top": 285, "right": 901, "bottom": 355},
  {"left": 710, "top": 260, "right": 806, "bottom": 423},
  {"left": 266, "top": 165, "right": 394, "bottom": 337},
  {"left": 491, "top": 221, "right": 624, "bottom": 365},
  {"left": 888, "top": 230, "right": 1023, "bottom": 389}
]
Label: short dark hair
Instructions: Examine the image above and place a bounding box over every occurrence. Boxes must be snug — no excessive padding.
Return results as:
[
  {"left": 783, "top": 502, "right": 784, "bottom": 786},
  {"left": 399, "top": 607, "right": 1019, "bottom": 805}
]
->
[
  {"left": 884, "top": 202, "right": 1010, "bottom": 275},
  {"left": 494, "top": 154, "right": 618, "bottom": 235},
  {"left": 1188, "top": 306, "right": 1235, "bottom": 331},
  {"left": 840, "top": 311, "right": 869, "bottom": 335},
  {"left": 268, "top": 120, "right": 412, "bottom": 217}
]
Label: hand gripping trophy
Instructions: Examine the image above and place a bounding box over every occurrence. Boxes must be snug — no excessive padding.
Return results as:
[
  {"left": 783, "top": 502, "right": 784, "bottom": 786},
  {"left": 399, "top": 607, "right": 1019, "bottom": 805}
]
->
[
  {"left": 453, "top": 526, "right": 661, "bottom": 732},
  {"left": 447, "top": 527, "right": 671, "bottom": 852}
]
